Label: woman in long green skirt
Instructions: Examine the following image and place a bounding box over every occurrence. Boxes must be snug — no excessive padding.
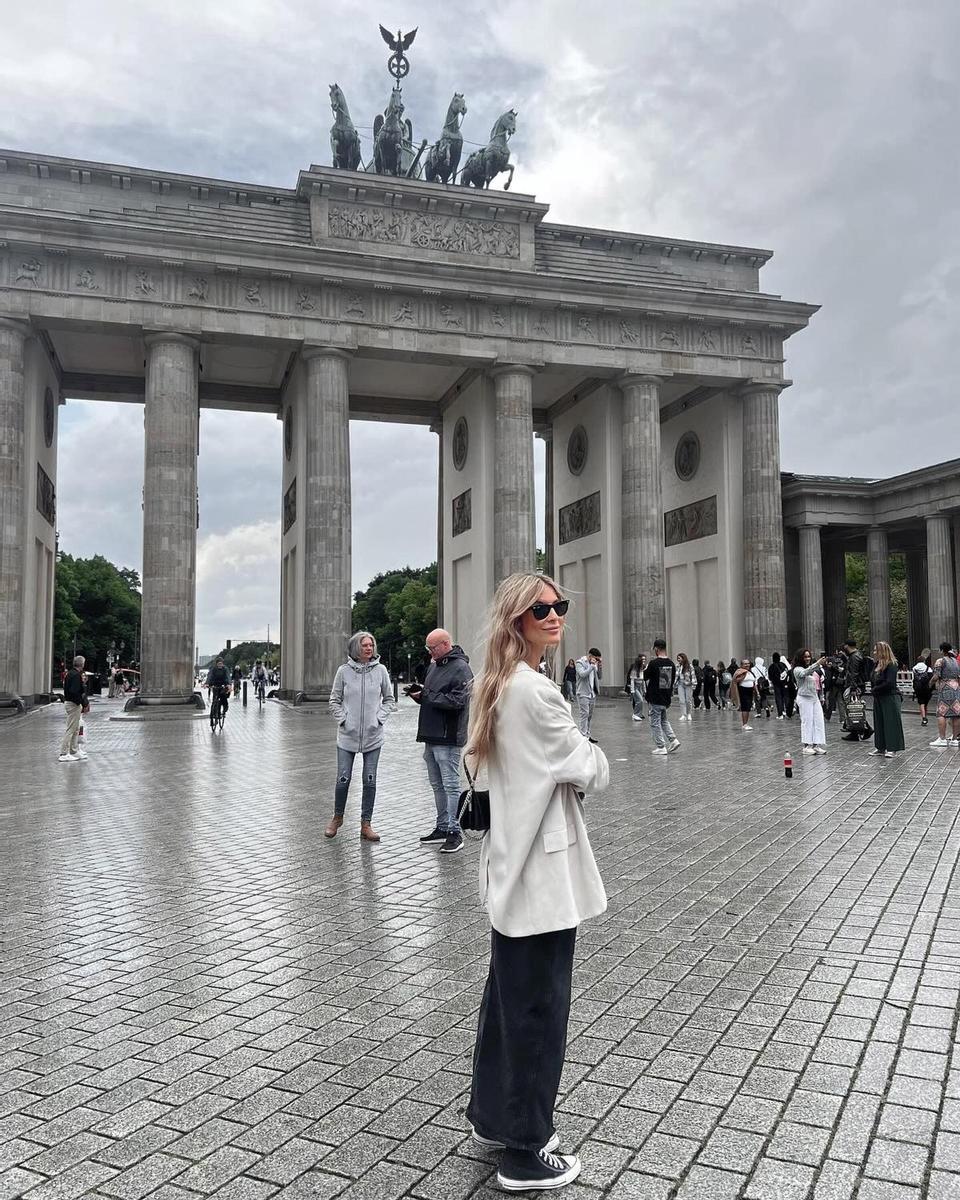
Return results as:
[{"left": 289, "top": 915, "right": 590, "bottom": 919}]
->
[{"left": 869, "top": 641, "right": 905, "bottom": 758}]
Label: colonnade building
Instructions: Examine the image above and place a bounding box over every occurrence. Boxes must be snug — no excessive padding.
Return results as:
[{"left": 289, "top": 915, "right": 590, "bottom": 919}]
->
[{"left": 0, "top": 148, "right": 821, "bottom": 706}]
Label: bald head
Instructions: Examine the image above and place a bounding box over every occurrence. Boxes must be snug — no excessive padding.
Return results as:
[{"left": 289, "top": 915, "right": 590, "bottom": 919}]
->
[{"left": 425, "top": 629, "right": 452, "bottom": 660}]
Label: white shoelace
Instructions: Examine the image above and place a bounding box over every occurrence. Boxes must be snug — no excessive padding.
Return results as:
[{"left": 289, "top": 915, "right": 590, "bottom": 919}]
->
[{"left": 539, "top": 1150, "right": 566, "bottom": 1171}]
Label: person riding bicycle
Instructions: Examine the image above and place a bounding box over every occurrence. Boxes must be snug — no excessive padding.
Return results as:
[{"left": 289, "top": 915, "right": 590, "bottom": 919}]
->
[
  {"left": 252, "top": 660, "right": 268, "bottom": 700},
  {"left": 206, "top": 658, "right": 231, "bottom": 724},
  {"left": 231, "top": 664, "right": 242, "bottom": 696}
]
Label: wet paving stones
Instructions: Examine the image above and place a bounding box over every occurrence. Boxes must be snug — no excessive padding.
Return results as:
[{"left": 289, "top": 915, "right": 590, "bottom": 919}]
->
[{"left": 3, "top": 695, "right": 960, "bottom": 1197}]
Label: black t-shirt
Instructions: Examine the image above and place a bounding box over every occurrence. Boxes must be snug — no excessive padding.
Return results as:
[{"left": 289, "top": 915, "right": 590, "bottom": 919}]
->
[
  {"left": 768, "top": 661, "right": 785, "bottom": 685},
  {"left": 644, "top": 657, "right": 675, "bottom": 707}
]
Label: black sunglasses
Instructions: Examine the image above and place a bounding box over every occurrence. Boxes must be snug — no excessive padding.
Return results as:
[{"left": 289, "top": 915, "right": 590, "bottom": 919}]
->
[{"left": 528, "top": 599, "right": 570, "bottom": 621}]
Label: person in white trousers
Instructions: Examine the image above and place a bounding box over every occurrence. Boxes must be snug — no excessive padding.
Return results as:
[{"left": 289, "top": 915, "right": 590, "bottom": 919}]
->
[{"left": 792, "top": 648, "right": 828, "bottom": 755}]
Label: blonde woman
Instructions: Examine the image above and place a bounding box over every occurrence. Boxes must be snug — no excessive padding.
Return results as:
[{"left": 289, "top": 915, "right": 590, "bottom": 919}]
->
[
  {"left": 870, "top": 641, "right": 904, "bottom": 757},
  {"left": 464, "top": 573, "right": 608, "bottom": 1193}
]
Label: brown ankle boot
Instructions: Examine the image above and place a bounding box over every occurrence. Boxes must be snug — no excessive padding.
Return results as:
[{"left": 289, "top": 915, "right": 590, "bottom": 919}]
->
[
  {"left": 360, "top": 820, "right": 381, "bottom": 843},
  {"left": 324, "top": 814, "right": 343, "bottom": 838}
]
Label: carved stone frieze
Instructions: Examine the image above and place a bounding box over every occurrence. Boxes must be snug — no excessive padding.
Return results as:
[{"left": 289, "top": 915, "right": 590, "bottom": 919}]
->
[
  {"left": 0, "top": 246, "right": 784, "bottom": 363},
  {"left": 283, "top": 478, "right": 297, "bottom": 534},
  {"left": 452, "top": 488, "right": 472, "bottom": 537},
  {"left": 559, "top": 491, "right": 601, "bottom": 545},
  {"left": 328, "top": 204, "right": 520, "bottom": 259},
  {"left": 664, "top": 495, "right": 718, "bottom": 547},
  {"left": 36, "top": 462, "right": 56, "bottom": 526}
]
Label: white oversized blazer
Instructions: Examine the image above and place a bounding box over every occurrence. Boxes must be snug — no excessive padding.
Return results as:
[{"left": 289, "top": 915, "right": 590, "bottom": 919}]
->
[{"left": 479, "top": 662, "right": 609, "bottom": 937}]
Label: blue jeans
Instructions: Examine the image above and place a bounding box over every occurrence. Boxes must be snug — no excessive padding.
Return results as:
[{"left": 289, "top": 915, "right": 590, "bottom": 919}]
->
[
  {"left": 423, "top": 743, "right": 462, "bottom": 833},
  {"left": 649, "top": 704, "right": 676, "bottom": 749},
  {"left": 335, "top": 746, "right": 382, "bottom": 821},
  {"left": 631, "top": 685, "right": 645, "bottom": 717}
]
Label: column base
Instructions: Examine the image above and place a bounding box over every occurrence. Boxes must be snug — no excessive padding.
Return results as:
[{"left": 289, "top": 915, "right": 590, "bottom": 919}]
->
[
  {"left": 0, "top": 692, "right": 26, "bottom": 716},
  {"left": 124, "top": 692, "right": 206, "bottom": 712},
  {"left": 295, "top": 688, "right": 333, "bottom": 704}
]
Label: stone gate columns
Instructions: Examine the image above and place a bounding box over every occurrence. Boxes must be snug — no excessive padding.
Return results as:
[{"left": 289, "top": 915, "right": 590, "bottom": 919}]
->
[
  {"left": 621, "top": 374, "right": 665, "bottom": 658},
  {"left": 140, "top": 334, "right": 200, "bottom": 701},
  {"left": 541, "top": 428, "right": 555, "bottom": 580},
  {"left": 302, "top": 347, "right": 352, "bottom": 699},
  {"left": 926, "top": 514, "right": 957, "bottom": 647},
  {"left": 491, "top": 365, "right": 535, "bottom": 585},
  {"left": 0, "top": 318, "right": 30, "bottom": 699},
  {"left": 823, "top": 543, "right": 848, "bottom": 653},
  {"left": 866, "top": 527, "right": 890, "bottom": 646},
  {"left": 798, "top": 525, "right": 825, "bottom": 652},
  {"left": 741, "top": 383, "right": 787, "bottom": 658}
]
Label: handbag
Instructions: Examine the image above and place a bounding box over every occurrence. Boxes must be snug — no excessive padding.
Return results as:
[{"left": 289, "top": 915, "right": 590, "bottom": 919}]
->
[
  {"left": 457, "top": 761, "right": 490, "bottom": 835},
  {"left": 845, "top": 695, "right": 868, "bottom": 732}
]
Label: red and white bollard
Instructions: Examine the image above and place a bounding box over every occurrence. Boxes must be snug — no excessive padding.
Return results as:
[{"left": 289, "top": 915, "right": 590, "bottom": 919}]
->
[{"left": 784, "top": 752, "right": 793, "bottom": 779}]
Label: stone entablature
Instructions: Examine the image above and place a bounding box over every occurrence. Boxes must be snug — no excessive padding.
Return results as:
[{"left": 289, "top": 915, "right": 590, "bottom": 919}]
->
[{"left": 782, "top": 462, "right": 960, "bottom": 529}]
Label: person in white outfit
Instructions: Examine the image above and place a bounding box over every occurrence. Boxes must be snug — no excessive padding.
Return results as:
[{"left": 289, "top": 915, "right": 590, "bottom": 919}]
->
[
  {"left": 792, "top": 648, "right": 828, "bottom": 754},
  {"left": 465, "top": 573, "right": 608, "bottom": 1193}
]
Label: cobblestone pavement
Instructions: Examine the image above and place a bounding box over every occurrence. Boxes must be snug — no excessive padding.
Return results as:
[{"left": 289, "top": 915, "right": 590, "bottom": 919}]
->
[{"left": 3, "top": 693, "right": 960, "bottom": 1200}]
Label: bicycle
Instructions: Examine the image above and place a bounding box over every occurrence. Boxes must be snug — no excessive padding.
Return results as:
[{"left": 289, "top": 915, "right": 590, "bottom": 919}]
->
[
  {"left": 256, "top": 679, "right": 266, "bottom": 710},
  {"left": 209, "top": 685, "right": 229, "bottom": 731}
]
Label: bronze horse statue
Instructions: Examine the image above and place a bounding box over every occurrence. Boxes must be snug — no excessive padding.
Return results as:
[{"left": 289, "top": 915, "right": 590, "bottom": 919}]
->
[
  {"left": 373, "top": 87, "right": 410, "bottom": 176},
  {"left": 424, "top": 92, "right": 467, "bottom": 185},
  {"left": 460, "top": 109, "right": 517, "bottom": 190},
  {"left": 329, "top": 84, "right": 362, "bottom": 171}
]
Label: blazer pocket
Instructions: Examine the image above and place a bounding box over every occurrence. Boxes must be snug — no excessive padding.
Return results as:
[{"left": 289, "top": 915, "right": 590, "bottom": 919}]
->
[{"left": 542, "top": 828, "right": 568, "bottom": 854}]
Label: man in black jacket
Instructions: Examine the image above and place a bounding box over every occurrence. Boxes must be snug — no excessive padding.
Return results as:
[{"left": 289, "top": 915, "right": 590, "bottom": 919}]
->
[
  {"left": 839, "top": 640, "right": 871, "bottom": 740},
  {"left": 58, "top": 655, "right": 89, "bottom": 761},
  {"left": 409, "top": 629, "right": 473, "bottom": 855}
]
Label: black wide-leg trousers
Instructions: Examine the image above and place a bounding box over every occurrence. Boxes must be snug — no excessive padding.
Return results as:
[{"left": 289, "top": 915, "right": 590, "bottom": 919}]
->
[{"left": 467, "top": 925, "right": 577, "bottom": 1152}]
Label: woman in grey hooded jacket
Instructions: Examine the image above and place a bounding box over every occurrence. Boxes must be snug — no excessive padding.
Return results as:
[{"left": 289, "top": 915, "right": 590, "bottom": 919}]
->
[{"left": 326, "top": 631, "right": 396, "bottom": 842}]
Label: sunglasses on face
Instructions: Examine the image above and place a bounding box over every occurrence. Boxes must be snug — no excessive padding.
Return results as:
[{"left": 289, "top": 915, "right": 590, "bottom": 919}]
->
[{"left": 528, "top": 599, "right": 570, "bottom": 621}]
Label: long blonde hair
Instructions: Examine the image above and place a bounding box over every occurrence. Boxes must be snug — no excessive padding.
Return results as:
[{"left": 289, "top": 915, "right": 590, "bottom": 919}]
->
[
  {"left": 466, "top": 572, "right": 563, "bottom": 764},
  {"left": 874, "top": 641, "right": 895, "bottom": 671}
]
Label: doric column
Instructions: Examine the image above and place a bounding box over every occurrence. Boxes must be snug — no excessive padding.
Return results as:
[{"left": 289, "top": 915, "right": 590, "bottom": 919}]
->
[
  {"left": 621, "top": 374, "right": 666, "bottom": 662},
  {"left": 866, "top": 526, "right": 890, "bottom": 646},
  {"left": 491, "top": 365, "right": 535, "bottom": 585},
  {"left": 140, "top": 333, "right": 200, "bottom": 702},
  {"left": 541, "top": 427, "right": 555, "bottom": 579},
  {"left": 435, "top": 420, "right": 444, "bottom": 627},
  {"left": 0, "top": 318, "right": 30, "bottom": 698},
  {"left": 741, "top": 382, "right": 788, "bottom": 658},
  {"left": 823, "top": 542, "right": 848, "bottom": 653},
  {"left": 798, "top": 525, "right": 825, "bottom": 652},
  {"left": 302, "top": 347, "right": 352, "bottom": 698},
  {"left": 906, "top": 548, "right": 929, "bottom": 661},
  {"left": 927, "top": 514, "right": 957, "bottom": 648}
]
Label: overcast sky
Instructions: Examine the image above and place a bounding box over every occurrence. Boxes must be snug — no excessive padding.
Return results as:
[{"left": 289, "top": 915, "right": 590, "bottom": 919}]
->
[{"left": 5, "top": 0, "right": 956, "bottom": 655}]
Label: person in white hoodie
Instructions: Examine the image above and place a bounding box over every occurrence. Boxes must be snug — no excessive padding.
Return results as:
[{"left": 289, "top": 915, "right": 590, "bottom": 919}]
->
[
  {"left": 326, "top": 631, "right": 396, "bottom": 842},
  {"left": 464, "top": 573, "right": 608, "bottom": 1193}
]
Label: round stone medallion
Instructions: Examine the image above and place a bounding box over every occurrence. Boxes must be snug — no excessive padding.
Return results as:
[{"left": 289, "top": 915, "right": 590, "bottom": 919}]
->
[
  {"left": 43, "top": 387, "right": 55, "bottom": 448},
  {"left": 675, "top": 431, "right": 700, "bottom": 482},
  {"left": 452, "top": 416, "right": 468, "bottom": 471},
  {"left": 283, "top": 406, "right": 293, "bottom": 461},
  {"left": 567, "top": 425, "right": 588, "bottom": 476}
]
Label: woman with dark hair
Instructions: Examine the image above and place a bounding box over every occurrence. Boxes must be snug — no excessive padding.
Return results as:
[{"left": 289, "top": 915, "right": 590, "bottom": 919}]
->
[
  {"left": 676, "top": 653, "right": 694, "bottom": 720},
  {"left": 792, "top": 648, "right": 828, "bottom": 755},
  {"left": 929, "top": 641, "right": 960, "bottom": 748},
  {"left": 731, "top": 658, "right": 756, "bottom": 731},
  {"left": 870, "top": 641, "right": 905, "bottom": 757},
  {"left": 626, "top": 653, "right": 647, "bottom": 720},
  {"left": 465, "top": 573, "right": 607, "bottom": 1192},
  {"left": 326, "top": 630, "right": 396, "bottom": 841}
]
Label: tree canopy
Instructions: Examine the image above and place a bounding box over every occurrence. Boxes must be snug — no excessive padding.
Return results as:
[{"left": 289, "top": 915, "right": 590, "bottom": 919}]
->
[
  {"left": 846, "top": 552, "right": 907, "bottom": 662},
  {"left": 210, "top": 641, "right": 279, "bottom": 674},
  {"left": 54, "top": 553, "right": 142, "bottom": 672},
  {"left": 351, "top": 563, "right": 438, "bottom": 677}
]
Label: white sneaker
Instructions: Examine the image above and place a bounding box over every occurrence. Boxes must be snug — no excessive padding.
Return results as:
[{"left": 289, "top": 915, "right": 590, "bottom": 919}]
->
[
  {"left": 742, "top": 724, "right": 752, "bottom": 731},
  {"left": 950, "top": 739, "right": 960, "bottom": 747},
  {"left": 884, "top": 751, "right": 897, "bottom": 758},
  {"left": 868, "top": 748, "right": 882, "bottom": 755},
  {"left": 814, "top": 747, "right": 826, "bottom": 755},
  {"left": 667, "top": 739, "right": 681, "bottom": 752},
  {"left": 652, "top": 747, "right": 668, "bottom": 756},
  {"left": 777, "top": 714, "right": 784, "bottom": 720},
  {"left": 802, "top": 747, "right": 817, "bottom": 755},
  {"left": 632, "top": 714, "right": 642, "bottom": 721},
  {"left": 75, "top": 749, "right": 88, "bottom": 760},
  {"left": 930, "top": 738, "right": 950, "bottom": 747},
  {"left": 57, "top": 752, "right": 78, "bottom": 762}
]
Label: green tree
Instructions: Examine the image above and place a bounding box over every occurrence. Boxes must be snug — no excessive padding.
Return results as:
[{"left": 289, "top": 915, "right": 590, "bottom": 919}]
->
[
  {"left": 53, "top": 553, "right": 142, "bottom": 672},
  {"left": 352, "top": 563, "right": 438, "bottom": 676},
  {"left": 212, "top": 640, "right": 279, "bottom": 674},
  {"left": 846, "top": 552, "right": 907, "bottom": 663}
]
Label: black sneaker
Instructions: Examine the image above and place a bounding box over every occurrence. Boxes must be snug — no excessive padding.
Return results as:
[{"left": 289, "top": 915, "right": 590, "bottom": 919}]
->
[
  {"left": 440, "top": 832, "right": 464, "bottom": 854},
  {"left": 419, "top": 827, "right": 447, "bottom": 845},
  {"left": 498, "top": 1148, "right": 581, "bottom": 1192},
  {"left": 470, "top": 1126, "right": 560, "bottom": 1153}
]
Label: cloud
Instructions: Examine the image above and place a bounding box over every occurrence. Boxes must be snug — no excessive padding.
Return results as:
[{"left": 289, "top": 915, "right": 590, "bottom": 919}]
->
[
  {"left": 196, "top": 520, "right": 280, "bottom": 654},
  {"left": 11, "top": 0, "right": 960, "bottom": 647}
]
